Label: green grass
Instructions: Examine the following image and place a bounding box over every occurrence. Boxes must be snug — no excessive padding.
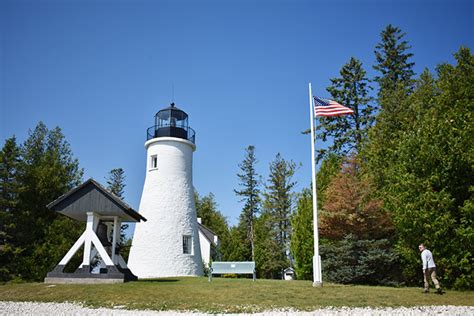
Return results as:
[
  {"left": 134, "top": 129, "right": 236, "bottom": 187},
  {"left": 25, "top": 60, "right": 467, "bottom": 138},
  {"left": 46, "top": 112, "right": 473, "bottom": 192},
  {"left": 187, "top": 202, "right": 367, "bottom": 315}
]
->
[{"left": 0, "top": 277, "right": 473, "bottom": 313}]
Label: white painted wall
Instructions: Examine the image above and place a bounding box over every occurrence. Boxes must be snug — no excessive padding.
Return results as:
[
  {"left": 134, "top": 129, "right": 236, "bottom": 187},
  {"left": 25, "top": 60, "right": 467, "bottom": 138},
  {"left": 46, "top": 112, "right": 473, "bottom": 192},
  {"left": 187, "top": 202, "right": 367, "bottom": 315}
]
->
[
  {"left": 198, "top": 230, "right": 211, "bottom": 268},
  {"left": 128, "top": 137, "right": 203, "bottom": 278}
]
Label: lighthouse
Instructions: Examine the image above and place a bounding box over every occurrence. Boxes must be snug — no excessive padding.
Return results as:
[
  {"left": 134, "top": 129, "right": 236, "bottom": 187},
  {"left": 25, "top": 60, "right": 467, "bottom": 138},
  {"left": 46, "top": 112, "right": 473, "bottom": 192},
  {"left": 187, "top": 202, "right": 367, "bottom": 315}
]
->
[{"left": 128, "top": 103, "right": 203, "bottom": 278}]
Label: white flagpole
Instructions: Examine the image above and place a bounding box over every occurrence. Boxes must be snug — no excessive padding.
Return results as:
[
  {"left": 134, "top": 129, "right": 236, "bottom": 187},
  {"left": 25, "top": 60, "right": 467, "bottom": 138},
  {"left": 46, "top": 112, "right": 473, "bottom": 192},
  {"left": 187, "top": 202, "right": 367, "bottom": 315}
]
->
[{"left": 308, "top": 82, "right": 322, "bottom": 287}]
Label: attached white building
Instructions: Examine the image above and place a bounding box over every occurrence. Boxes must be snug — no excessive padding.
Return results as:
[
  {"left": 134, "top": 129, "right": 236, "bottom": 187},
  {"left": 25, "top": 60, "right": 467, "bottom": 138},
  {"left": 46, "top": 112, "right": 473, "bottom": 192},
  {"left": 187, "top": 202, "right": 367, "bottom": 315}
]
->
[{"left": 197, "top": 218, "right": 219, "bottom": 267}]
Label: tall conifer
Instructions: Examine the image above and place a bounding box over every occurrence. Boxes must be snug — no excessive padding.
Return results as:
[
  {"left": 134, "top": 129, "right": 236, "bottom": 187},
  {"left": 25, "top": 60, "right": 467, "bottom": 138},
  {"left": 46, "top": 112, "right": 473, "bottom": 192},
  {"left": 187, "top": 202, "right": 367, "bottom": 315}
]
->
[
  {"left": 263, "top": 153, "right": 296, "bottom": 255},
  {"left": 195, "top": 192, "right": 231, "bottom": 261},
  {"left": 234, "top": 145, "right": 260, "bottom": 261},
  {"left": 106, "top": 168, "right": 126, "bottom": 199},
  {"left": 0, "top": 137, "right": 21, "bottom": 281},
  {"left": 366, "top": 24, "right": 416, "bottom": 187},
  {"left": 374, "top": 24, "right": 415, "bottom": 98},
  {"left": 105, "top": 168, "right": 130, "bottom": 259},
  {"left": 317, "top": 57, "right": 375, "bottom": 161},
  {"left": 15, "top": 122, "right": 83, "bottom": 280}
]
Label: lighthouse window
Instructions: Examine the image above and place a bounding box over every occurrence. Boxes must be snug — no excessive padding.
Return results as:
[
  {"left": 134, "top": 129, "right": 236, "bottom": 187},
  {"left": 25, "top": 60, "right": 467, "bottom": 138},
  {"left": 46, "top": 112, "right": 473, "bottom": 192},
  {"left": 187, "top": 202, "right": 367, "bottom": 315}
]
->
[
  {"left": 150, "top": 155, "right": 158, "bottom": 169},
  {"left": 183, "top": 235, "right": 192, "bottom": 254}
]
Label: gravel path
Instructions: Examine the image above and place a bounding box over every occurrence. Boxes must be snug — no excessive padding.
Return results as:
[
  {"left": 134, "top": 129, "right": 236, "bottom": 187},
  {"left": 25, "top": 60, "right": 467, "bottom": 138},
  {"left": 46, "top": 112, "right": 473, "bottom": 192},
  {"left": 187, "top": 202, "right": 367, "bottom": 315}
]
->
[{"left": 1, "top": 302, "right": 473, "bottom": 316}]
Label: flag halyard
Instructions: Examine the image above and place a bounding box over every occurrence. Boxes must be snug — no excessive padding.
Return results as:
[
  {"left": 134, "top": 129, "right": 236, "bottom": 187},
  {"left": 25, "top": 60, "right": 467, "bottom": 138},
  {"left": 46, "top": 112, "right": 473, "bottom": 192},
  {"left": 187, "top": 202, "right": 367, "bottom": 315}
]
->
[{"left": 314, "top": 96, "right": 354, "bottom": 117}]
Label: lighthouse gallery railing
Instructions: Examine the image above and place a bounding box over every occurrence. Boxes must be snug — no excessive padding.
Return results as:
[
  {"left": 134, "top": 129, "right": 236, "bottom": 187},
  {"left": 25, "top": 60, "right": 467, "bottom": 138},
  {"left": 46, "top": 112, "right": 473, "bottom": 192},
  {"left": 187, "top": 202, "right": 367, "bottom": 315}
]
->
[{"left": 146, "top": 125, "right": 196, "bottom": 144}]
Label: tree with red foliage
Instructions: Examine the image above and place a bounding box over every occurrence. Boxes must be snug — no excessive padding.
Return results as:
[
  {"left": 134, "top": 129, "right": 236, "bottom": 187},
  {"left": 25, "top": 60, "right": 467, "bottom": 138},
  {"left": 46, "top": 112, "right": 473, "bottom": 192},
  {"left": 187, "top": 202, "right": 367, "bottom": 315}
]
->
[{"left": 320, "top": 156, "right": 393, "bottom": 241}]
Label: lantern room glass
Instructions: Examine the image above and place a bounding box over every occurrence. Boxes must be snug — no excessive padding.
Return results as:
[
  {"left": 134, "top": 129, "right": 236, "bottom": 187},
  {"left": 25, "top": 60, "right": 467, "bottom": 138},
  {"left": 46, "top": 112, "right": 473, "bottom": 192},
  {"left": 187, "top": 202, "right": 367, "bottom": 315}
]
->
[{"left": 155, "top": 108, "right": 188, "bottom": 129}]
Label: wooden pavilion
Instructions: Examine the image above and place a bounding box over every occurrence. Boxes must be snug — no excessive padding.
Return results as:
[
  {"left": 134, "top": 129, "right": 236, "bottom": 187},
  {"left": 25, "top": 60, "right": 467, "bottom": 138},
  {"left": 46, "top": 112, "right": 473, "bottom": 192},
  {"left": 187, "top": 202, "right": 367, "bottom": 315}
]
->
[{"left": 44, "top": 178, "right": 146, "bottom": 284}]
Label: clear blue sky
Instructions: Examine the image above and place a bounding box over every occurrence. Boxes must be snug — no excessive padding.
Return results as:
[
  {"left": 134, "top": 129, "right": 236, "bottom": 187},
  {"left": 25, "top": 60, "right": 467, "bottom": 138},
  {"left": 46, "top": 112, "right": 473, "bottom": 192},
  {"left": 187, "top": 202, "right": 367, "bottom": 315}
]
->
[{"left": 1, "top": 0, "right": 473, "bottom": 229}]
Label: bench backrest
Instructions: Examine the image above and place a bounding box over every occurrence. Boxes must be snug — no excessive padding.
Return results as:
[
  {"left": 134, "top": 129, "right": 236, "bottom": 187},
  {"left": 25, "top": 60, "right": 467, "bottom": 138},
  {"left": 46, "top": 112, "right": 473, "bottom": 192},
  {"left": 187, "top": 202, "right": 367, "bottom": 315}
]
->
[{"left": 211, "top": 261, "right": 255, "bottom": 274}]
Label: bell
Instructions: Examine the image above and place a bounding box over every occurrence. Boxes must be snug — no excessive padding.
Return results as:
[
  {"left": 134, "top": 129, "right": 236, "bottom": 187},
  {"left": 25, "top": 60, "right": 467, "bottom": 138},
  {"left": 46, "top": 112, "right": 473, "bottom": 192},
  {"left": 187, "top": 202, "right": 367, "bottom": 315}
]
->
[{"left": 96, "top": 222, "right": 111, "bottom": 246}]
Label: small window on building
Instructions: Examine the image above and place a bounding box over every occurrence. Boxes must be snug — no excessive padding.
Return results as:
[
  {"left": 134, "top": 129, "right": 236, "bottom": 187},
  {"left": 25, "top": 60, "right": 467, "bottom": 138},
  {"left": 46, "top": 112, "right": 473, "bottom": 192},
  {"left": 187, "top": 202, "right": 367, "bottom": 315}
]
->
[
  {"left": 150, "top": 155, "right": 158, "bottom": 169},
  {"left": 183, "top": 235, "right": 192, "bottom": 254}
]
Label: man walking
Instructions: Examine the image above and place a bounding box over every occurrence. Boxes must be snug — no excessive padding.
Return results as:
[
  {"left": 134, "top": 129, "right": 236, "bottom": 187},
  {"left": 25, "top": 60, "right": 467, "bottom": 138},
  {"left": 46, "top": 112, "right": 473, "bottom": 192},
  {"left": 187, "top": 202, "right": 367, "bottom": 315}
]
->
[{"left": 419, "top": 243, "right": 443, "bottom": 294}]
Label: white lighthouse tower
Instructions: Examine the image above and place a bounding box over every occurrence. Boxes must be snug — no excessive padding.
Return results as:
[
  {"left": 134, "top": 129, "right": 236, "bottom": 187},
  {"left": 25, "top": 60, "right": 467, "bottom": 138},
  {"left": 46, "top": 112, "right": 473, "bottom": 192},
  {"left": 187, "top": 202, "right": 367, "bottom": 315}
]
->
[{"left": 128, "top": 103, "right": 203, "bottom": 278}]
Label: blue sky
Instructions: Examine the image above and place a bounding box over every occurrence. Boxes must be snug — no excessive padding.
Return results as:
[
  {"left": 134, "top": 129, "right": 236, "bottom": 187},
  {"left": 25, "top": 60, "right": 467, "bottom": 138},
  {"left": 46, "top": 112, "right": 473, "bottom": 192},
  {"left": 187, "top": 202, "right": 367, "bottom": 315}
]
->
[{"left": 1, "top": 0, "right": 473, "bottom": 229}]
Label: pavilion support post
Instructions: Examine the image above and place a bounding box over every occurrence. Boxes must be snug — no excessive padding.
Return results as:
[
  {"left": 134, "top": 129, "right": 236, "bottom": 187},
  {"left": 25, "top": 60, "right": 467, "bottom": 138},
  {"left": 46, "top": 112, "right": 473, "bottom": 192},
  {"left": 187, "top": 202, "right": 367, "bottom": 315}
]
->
[
  {"left": 111, "top": 216, "right": 121, "bottom": 264},
  {"left": 82, "top": 212, "right": 96, "bottom": 267},
  {"left": 57, "top": 231, "right": 86, "bottom": 268}
]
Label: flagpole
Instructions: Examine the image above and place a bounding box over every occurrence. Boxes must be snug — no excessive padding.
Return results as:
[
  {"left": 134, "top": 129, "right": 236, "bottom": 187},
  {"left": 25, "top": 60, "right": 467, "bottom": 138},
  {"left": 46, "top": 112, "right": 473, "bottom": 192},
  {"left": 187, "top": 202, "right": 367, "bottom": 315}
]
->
[{"left": 309, "top": 82, "right": 322, "bottom": 287}]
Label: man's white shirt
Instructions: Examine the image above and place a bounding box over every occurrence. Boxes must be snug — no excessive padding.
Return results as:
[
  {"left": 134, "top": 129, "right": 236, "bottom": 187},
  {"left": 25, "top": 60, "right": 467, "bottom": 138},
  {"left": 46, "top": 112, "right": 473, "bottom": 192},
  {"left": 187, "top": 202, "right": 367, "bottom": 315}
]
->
[{"left": 421, "top": 249, "right": 436, "bottom": 270}]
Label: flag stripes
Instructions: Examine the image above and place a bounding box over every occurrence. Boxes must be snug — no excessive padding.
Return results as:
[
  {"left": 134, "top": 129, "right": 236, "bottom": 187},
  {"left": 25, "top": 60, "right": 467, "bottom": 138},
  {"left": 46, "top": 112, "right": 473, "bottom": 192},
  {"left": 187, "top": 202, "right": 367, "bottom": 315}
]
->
[{"left": 314, "top": 96, "right": 354, "bottom": 117}]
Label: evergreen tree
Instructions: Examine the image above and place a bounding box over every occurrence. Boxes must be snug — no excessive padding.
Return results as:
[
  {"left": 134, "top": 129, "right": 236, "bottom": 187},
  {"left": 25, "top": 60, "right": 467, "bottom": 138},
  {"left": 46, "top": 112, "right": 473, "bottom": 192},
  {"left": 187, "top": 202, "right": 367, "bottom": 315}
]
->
[
  {"left": 13, "top": 122, "right": 83, "bottom": 280},
  {"left": 0, "top": 137, "right": 21, "bottom": 281},
  {"left": 366, "top": 24, "right": 416, "bottom": 188},
  {"left": 234, "top": 145, "right": 260, "bottom": 261},
  {"left": 373, "top": 24, "right": 415, "bottom": 130},
  {"left": 382, "top": 48, "right": 473, "bottom": 289},
  {"left": 0, "top": 137, "right": 20, "bottom": 213},
  {"left": 105, "top": 168, "right": 129, "bottom": 258},
  {"left": 195, "top": 192, "right": 231, "bottom": 261},
  {"left": 316, "top": 57, "right": 375, "bottom": 161},
  {"left": 374, "top": 24, "right": 415, "bottom": 97},
  {"left": 226, "top": 225, "right": 251, "bottom": 262},
  {"left": 106, "top": 168, "right": 126, "bottom": 199},
  {"left": 320, "top": 235, "right": 400, "bottom": 286},
  {"left": 262, "top": 153, "right": 296, "bottom": 263},
  {"left": 254, "top": 212, "right": 286, "bottom": 279}
]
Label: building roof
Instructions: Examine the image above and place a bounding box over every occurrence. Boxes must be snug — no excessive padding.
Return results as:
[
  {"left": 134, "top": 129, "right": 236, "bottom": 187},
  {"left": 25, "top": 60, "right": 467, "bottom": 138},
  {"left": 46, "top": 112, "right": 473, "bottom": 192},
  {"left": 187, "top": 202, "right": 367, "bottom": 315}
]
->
[
  {"left": 47, "top": 178, "right": 147, "bottom": 223},
  {"left": 155, "top": 103, "right": 188, "bottom": 120},
  {"left": 198, "top": 222, "right": 218, "bottom": 246}
]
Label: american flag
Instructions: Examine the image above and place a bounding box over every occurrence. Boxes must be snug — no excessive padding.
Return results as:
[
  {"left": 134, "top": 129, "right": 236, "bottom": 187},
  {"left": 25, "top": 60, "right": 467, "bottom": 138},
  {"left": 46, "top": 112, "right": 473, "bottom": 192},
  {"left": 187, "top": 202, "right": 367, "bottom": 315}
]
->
[{"left": 314, "top": 96, "right": 354, "bottom": 117}]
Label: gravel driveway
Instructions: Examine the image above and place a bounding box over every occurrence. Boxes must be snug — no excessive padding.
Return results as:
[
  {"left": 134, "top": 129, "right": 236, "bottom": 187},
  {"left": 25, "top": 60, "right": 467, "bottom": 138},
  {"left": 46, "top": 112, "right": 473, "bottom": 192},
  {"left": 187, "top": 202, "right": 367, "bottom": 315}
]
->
[{"left": 0, "top": 301, "right": 473, "bottom": 315}]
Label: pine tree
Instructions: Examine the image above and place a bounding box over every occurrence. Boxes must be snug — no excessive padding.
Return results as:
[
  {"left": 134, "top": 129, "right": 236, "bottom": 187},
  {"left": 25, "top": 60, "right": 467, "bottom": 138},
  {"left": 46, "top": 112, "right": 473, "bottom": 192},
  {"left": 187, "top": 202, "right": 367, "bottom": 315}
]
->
[
  {"left": 195, "top": 192, "right": 231, "bottom": 261},
  {"left": 106, "top": 168, "right": 126, "bottom": 199},
  {"left": 14, "top": 122, "right": 83, "bottom": 280},
  {"left": 105, "top": 168, "right": 129, "bottom": 258},
  {"left": 316, "top": 57, "right": 375, "bottom": 161},
  {"left": 226, "top": 225, "right": 251, "bottom": 262},
  {"left": 0, "top": 137, "right": 21, "bottom": 281},
  {"left": 365, "top": 24, "right": 416, "bottom": 188},
  {"left": 320, "top": 235, "right": 400, "bottom": 286},
  {"left": 374, "top": 24, "right": 415, "bottom": 98},
  {"left": 234, "top": 145, "right": 260, "bottom": 261},
  {"left": 254, "top": 212, "right": 286, "bottom": 278},
  {"left": 262, "top": 153, "right": 296, "bottom": 258}
]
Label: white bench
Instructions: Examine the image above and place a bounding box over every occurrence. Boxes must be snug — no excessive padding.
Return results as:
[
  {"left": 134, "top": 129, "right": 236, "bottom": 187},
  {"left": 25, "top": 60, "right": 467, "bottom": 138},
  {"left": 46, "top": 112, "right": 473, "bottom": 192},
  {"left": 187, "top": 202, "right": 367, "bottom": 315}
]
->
[{"left": 209, "top": 261, "right": 256, "bottom": 282}]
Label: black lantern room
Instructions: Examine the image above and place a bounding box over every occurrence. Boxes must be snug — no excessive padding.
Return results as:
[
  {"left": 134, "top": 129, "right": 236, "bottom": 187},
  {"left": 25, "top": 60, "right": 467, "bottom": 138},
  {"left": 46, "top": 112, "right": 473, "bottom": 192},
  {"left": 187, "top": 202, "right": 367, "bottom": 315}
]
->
[{"left": 147, "top": 103, "right": 196, "bottom": 143}]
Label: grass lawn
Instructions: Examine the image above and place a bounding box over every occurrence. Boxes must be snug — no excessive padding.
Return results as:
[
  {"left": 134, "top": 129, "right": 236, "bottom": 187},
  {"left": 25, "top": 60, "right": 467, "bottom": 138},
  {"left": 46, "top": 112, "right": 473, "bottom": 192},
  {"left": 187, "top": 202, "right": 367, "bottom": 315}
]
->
[{"left": 0, "top": 277, "right": 473, "bottom": 313}]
